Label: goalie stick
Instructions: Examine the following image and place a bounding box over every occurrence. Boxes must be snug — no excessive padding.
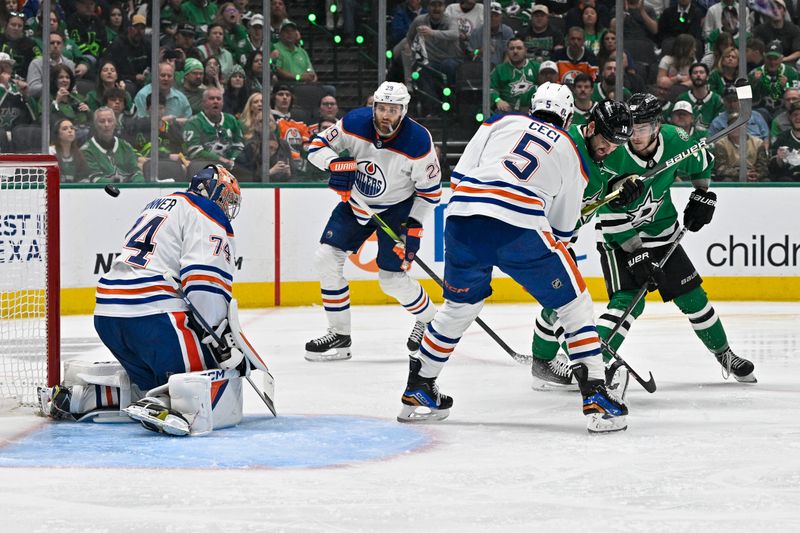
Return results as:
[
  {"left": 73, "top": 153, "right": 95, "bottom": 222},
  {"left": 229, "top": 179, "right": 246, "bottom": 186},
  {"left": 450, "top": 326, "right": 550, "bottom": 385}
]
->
[
  {"left": 582, "top": 80, "right": 753, "bottom": 216},
  {"left": 162, "top": 274, "right": 277, "bottom": 416}
]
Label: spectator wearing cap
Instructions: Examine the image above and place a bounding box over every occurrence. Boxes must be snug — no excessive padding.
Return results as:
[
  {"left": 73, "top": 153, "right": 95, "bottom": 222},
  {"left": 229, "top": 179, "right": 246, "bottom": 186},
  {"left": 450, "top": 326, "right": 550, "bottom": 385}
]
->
[
  {"left": 703, "top": 0, "right": 749, "bottom": 40},
  {"left": 105, "top": 14, "right": 152, "bottom": 91},
  {"left": 468, "top": 2, "right": 513, "bottom": 68},
  {"left": 537, "top": 60, "right": 559, "bottom": 84},
  {"left": 571, "top": 73, "right": 594, "bottom": 125},
  {"left": 274, "top": 20, "right": 318, "bottom": 83},
  {"left": 0, "top": 12, "right": 42, "bottom": 79},
  {"left": 199, "top": 23, "right": 235, "bottom": 80},
  {"left": 26, "top": 31, "right": 75, "bottom": 98},
  {"left": 490, "top": 37, "right": 539, "bottom": 114},
  {"left": 0, "top": 52, "right": 37, "bottom": 146},
  {"left": 66, "top": 0, "right": 108, "bottom": 64},
  {"left": 182, "top": 0, "right": 218, "bottom": 34},
  {"left": 770, "top": 88, "right": 800, "bottom": 144},
  {"left": 406, "top": 0, "right": 462, "bottom": 111},
  {"left": 713, "top": 110, "right": 769, "bottom": 182},
  {"left": 754, "top": 0, "right": 800, "bottom": 65},
  {"left": 182, "top": 86, "right": 244, "bottom": 168},
  {"left": 81, "top": 106, "right": 145, "bottom": 183},
  {"left": 133, "top": 62, "right": 192, "bottom": 121},
  {"left": 237, "top": 14, "right": 264, "bottom": 65},
  {"left": 516, "top": 5, "right": 564, "bottom": 62},
  {"left": 179, "top": 57, "right": 206, "bottom": 114},
  {"left": 673, "top": 63, "right": 724, "bottom": 131},
  {"left": 669, "top": 101, "right": 705, "bottom": 143},
  {"left": 170, "top": 23, "right": 203, "bottom": 62},
  {"left": 550, "top": 26, "right": 599, "bottom": 85},
  {"left": 749, "top": 40, "right": 800, "bottom": 119},
  {"left": 216, "top": 2, "right": 249, "bottom": 61},
  {"left": 709, "top": 85, "right": 770, "bottom": 140},
  {"left": 769, "top": 101, "right": 800, "bottom": 181}
]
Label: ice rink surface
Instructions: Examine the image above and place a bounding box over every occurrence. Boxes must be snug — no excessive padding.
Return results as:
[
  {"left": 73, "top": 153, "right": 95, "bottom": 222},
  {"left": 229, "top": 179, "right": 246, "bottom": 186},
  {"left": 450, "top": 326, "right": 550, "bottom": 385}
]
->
[{"left": 1, "top": 301, "right": 799, "bottom": 532}]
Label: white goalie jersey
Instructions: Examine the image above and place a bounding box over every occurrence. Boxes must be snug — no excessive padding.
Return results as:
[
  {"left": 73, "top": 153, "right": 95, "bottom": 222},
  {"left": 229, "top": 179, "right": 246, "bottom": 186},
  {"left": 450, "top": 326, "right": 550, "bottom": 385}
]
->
[
  {"left": 448, "top": 113, "right": 590, "bottom": 242},
  {"left": 94, "top": 192, "right": 235, "bottom": 326},
  {"left": 307, "top": 107, "right": 442, "bottom": 224}
]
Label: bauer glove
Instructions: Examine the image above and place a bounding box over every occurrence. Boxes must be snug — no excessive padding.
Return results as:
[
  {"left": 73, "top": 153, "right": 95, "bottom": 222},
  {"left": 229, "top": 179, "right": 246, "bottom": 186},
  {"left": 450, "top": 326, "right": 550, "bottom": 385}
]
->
[
  {"left": 683, "top": 188, "right": 717, "bottom": 232},
  {"left": 393, "top": 218, "right": 423, "bottom": 271},
  {"left": 327, "top": 157, "right": 357, "bottom": 202},
  {"left": 609, "top": 174, "right": 645, "bottom": 208},
  {"left": 626, "top": 248, "right": 665, "bottom": 292},
  {"left": 201, "top": 319, "right": 245, "bottom": 370}
]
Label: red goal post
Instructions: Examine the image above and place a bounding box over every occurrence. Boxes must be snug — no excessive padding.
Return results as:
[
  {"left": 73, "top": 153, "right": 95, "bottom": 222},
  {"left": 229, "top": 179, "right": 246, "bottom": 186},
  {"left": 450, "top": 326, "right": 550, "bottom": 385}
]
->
[{"left": 0, "top": 154, "right": 60, "bottom": 408}]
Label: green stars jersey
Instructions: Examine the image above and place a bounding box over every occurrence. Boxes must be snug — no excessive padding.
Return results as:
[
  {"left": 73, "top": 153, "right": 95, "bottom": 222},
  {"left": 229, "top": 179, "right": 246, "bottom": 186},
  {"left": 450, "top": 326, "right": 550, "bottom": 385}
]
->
[
  {"left": 490, "top": 59, "right": 539, "bottom": 112},
  {"left": 674, "top": 90, "right": 724, "bottom": 131},
  {"left": 596, "top": 124, "right": 713, "bottom": 251},
  {"left": 567, "top": 123, "right": 614, "bottom": 235},
  {"left": 592, "top": 83, "right": 631, "bottom": 104},
  {"left": 183, "top": 111, "right": 244, "bottom": 162}
]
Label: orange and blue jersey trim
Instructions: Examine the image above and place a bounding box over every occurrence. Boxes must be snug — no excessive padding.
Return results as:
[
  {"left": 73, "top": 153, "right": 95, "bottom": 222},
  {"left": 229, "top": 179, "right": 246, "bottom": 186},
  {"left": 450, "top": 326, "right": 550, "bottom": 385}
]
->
[{"left": 172, "top": 192, "right": 234, "bottom": 237}]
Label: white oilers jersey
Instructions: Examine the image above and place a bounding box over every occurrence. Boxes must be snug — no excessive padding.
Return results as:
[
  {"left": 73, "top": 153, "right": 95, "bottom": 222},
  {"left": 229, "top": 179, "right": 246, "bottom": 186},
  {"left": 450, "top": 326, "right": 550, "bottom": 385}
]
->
[
  {"left": 308, "top": 107, "right": 442, "bottom": 224},
  {"left": 94, "top": 192, "right": 235, "bottom": 326},
  {"left": 449, "top": 113, "right": 590, "bottom": 242}
]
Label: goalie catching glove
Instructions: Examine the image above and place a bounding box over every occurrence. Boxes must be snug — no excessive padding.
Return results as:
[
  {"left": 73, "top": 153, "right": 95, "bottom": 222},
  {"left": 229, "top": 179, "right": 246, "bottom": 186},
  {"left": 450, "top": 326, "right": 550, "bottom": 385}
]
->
[
  {"left": 609, "top": 174, "right": 645, "bottom": 208},
  {"left": 393, "top": 218, "right": 423, "bottom": 271},
  {"left": 626, "top": 248, "right": 665, "bottom": 292},
  {"left": 328, "top": 157, "right": 357, "bottom": 202},
  {"left": 683, "top": 188, "right": 716, "bottom": 232},
  {"left": 201, "top": 319, "right": 245, "bottom": 370}
]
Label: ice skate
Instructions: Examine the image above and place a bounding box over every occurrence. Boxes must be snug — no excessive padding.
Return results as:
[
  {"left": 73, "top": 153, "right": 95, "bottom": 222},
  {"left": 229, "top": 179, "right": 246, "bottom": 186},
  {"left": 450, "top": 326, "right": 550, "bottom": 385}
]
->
[
  {"left": 124, "top": 397, "right": 190, "bottom": 436},
  {"left": 574, "top": 364, "right": 628, "bottom": 434},
  {"left": 406, "top": 320, "right": 426, "bottom": 352},
  {"left": 398, "top": 357, "right": 453, "bottom": 423},
  {"left": 304, "top": 329, "right": 352, "bottom": 361},
  {"left": 530, "top": 352, "right": 579, "bottom": 391},
  {"left": 605, "top": 360, "right": 630, "bottom": 401},
  {"left": 714, "top": 348, "right": 757, "bottom": 383}
]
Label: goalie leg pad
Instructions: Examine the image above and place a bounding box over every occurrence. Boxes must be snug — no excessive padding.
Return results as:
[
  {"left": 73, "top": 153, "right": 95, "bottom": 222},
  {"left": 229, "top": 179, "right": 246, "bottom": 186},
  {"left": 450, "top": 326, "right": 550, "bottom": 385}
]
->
[
  {"left": 40, "top": 360, "right": 133, "bottom": 421},
  {"left": 379, "top": 270, "right": 437, "bottom": 324},
  {"left": 168, "top": 373, "right": 213, "bottom": 436}
]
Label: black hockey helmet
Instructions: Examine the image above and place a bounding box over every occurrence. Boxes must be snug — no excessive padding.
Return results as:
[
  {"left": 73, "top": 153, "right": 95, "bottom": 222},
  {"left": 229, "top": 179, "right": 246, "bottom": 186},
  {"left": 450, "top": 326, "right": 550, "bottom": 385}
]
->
[
  {"left": 590, "top": 100, "right": 633, "bottom": 145},
  {"left": 628, "top": 93, "right": 662, "bottom": 124}
]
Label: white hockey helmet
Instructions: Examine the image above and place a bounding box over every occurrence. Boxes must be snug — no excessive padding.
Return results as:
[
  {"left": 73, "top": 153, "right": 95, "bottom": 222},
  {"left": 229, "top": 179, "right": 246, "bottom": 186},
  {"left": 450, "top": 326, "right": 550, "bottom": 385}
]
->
[
  {"left": 530, "top": 82, "right": 575, "bottom": 129},
  {"left": 372, "top": 81, "right": 411, "bottom": 136}
]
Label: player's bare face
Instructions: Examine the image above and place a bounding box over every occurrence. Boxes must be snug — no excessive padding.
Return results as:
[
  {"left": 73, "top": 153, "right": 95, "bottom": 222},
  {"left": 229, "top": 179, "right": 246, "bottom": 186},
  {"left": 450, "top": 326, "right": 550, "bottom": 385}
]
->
[
  {"left": 630, "top": 122, "right": 658, "bottom": 153},
  {"left": 588, "top": 133, "right": 619, "bottom": 162},
  {"left": 374, "top": 103, "right": 402, "bottom": 135}
]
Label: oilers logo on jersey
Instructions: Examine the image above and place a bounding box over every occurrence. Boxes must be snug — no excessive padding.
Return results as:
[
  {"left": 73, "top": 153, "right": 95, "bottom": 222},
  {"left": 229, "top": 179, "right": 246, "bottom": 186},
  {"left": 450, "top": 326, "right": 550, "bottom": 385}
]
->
[{"left": 355, "top": 161, "right": 387, "bottom": 197}]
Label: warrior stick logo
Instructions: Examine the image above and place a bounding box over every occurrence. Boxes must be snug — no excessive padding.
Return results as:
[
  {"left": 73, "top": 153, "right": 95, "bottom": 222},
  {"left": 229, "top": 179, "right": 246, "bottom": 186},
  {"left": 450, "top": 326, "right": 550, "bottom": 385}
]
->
[{"left": 355, "top": 161, "right": 387, "bottom": 198}]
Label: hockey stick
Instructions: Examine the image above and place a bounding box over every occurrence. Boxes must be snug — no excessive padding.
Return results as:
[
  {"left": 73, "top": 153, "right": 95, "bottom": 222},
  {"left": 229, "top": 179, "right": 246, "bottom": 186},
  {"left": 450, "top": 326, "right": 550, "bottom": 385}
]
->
[
  {"left": 348, "top": 193, "right": 533, "bottom": 365},
  {"left": 601, "top": 226, "right": 690, "bottom": 393},
  {"left": 581, "top": 80, "right": 753, "bottom": 217},
  {"left": 162, "top": 274, "right": 277, "bottom": 416}
]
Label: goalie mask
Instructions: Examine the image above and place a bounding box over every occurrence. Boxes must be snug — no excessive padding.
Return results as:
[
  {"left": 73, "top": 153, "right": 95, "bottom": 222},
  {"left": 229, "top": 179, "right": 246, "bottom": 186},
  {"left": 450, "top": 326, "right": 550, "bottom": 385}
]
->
[
  {"left": 188, "top": 165, "right": 242, "bottom": 220},
  {"left": 530, "top": 82, "right": 575, "bottom": 129},
  {"left": 372, "top": 81, "right": 410, "bottom": 137}
]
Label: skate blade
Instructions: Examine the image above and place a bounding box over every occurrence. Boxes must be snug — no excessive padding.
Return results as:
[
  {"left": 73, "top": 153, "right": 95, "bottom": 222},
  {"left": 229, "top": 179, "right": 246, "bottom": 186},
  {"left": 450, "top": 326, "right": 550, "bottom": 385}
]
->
[
  {"left": 124, "top": 405, "right": 190, "bottom": 436},
  {"left": 530, "top": 376, "right": 579, "bottom": 392},
  {"left": 733, "top": 372, "right": 757, "bottom": 384},
  {"left": 587, "top": 413, "right": 627, "bottom": 434},
  {"left": 396, "top": 403, "right": 449, "bottom": 423},
  {"left": 304, "top": 348, "right": 352, "bottom": 362}
]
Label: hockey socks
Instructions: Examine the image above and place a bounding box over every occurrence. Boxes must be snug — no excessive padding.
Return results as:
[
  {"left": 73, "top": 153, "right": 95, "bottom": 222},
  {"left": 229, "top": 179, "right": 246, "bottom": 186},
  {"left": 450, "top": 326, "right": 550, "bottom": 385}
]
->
[
  {"left": 597, "top": 290, "right": 646, "bottom": 363},
  {"left": 673, "top": 287, "right": 728, "bottom": 354}
]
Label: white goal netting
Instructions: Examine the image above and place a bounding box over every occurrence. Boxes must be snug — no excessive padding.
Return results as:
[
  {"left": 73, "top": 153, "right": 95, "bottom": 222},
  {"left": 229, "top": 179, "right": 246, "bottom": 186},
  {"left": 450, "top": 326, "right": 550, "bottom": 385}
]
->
[{"left": 0, "top": 160, "right": 58, "bottom": 407}]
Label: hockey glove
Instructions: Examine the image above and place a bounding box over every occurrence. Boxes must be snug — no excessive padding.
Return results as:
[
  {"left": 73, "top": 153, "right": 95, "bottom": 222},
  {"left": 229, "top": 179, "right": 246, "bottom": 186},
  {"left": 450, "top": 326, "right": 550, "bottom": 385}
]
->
[
  {"left": 201, "top": 319, "right": 245, "bottom": 370},
  {"left": 609, "top": 174, "right": 645, "bottom": 208},
  {"left": 626, "top": 248, "right": 665, "bottom": 292},
  {"left": 327, "top": 157, "right": 357, "bottom": 202},
  {"left": 393, "top": 218, "right": 423, "bottom": 271},
  {"left": 683, "top": 188, "right": 717, "bottom": 232}
]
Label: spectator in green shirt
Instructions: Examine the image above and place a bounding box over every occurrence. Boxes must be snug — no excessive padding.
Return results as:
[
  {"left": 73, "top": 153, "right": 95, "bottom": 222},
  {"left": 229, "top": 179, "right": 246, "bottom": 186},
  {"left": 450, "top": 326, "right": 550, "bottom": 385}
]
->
[
  {"left": 81, "top": 107, "right": 145, "bottom": 183},
  {"left": 273, "top": 20, "right": 318, "bottom": 83},
  {"left": 489, "top": 38, "right": 539, "bottom": 113},
  {"left": 182, "top": 0, "right": 218, "bottom": 33}
]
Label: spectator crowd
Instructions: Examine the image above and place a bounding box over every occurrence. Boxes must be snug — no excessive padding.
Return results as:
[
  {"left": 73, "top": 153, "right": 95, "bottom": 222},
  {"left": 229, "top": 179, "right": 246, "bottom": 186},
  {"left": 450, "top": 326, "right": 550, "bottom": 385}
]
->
[{"left": 3, "top": 0, "right": 800, "bottom": 182}]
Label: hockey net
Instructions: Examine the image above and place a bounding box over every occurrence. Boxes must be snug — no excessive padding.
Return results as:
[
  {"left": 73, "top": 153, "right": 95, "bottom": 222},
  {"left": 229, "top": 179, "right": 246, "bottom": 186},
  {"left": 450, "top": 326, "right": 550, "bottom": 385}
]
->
[{"left": 0, "top": 155, "right": 60, "bottom": 408}]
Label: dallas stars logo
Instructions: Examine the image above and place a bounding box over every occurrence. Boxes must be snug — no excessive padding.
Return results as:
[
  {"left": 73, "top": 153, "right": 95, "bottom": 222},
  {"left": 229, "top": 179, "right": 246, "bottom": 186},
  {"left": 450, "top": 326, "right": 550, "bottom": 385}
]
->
[
  {"left": 627, "top": 188, "right": 662, "bottom": 227},
  {"left": 510, "top": 77, "right": 535, "bottom": 97}
]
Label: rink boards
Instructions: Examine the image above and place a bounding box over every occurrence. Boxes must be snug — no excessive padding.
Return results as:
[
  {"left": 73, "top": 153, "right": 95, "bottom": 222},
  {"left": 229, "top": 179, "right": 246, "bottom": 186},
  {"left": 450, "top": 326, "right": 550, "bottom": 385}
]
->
[{"left": 30, "top": 184, "right": 800, "bottom": 314}]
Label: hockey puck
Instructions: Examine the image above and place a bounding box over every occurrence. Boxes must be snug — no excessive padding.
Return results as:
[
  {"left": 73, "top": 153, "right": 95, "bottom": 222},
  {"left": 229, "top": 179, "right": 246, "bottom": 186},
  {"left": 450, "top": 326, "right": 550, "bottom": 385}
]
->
[{"left": 104, "top": 184, "right": 120, "bottom": 197}]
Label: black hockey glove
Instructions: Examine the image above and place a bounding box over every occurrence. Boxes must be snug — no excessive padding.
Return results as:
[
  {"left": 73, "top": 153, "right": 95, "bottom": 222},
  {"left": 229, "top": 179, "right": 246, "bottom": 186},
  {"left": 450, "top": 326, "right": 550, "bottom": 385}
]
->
[
  {"left": 609, "top": 174, "right": 645, "bottom": 208},
  {"left": 683, "top": 188, "right": 717, "bottom": 232},
  {"left": 201, "top": 319, "right": 244, "bottom": 370},
  {"left": 626, "top": 248, "right": 665, "bottom": 292}
]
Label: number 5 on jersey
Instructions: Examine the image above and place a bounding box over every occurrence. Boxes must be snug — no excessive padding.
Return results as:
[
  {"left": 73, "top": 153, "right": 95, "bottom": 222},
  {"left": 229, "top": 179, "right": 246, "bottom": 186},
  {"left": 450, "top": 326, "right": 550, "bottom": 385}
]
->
[
  {"left": 503, "top": 132, "right": 553, "bottom": 182},
  {"left": 124, "top": 215, "right": 166, "bottom": 267}
]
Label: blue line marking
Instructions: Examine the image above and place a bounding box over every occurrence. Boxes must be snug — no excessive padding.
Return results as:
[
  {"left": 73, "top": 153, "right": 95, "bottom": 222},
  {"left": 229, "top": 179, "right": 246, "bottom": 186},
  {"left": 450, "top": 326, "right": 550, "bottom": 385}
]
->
[{"left": 0, "top": 415, "right": 429, "bottom": 469}]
